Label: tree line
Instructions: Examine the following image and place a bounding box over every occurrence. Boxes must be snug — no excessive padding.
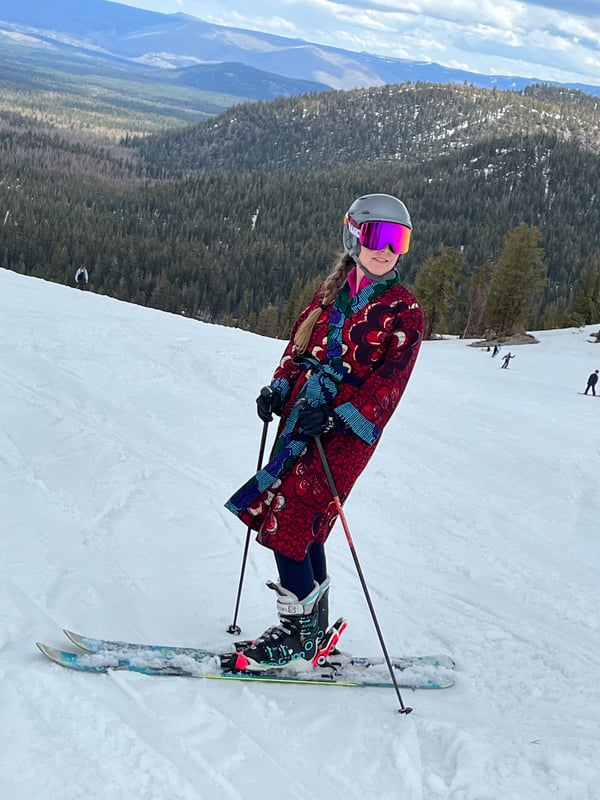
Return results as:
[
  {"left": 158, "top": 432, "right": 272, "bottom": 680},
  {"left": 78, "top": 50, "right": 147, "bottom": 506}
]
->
[{"left": 1, "top": 91, "right": 600, "bottom": 338}]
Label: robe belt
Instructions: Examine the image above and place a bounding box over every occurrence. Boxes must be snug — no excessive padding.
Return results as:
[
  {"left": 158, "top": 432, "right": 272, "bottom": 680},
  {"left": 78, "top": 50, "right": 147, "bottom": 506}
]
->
[{"left": 293, "top": 355, "right": 364, "bottom": 395}]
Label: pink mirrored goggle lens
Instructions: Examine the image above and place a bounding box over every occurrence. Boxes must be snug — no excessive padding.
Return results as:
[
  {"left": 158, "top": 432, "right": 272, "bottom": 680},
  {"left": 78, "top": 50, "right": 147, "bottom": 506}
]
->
[{"left": 349, "top": 217, "right": 412, "bottom": 254}]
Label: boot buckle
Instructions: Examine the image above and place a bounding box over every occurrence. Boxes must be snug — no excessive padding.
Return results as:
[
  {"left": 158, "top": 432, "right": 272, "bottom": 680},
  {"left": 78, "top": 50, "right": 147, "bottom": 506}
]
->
[{"left": 312, "top": 617, "right": 347, "bottom": 666}]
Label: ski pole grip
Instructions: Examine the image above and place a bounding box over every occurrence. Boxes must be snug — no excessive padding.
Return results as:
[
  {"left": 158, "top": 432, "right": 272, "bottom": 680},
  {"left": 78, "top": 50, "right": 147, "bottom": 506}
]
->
[{"left": 258, "top": 386, "right": 274, "bottom": 424}]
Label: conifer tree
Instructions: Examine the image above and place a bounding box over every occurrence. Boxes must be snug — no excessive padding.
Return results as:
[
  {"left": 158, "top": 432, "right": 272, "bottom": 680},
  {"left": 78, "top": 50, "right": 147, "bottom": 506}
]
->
[
  {"left": 256, "top": 305, "right": 280, "bottom": 338},
  {"left": 278, "top": 275, "right": 322, "bottom": 339},
  {"left": 567, "top": 262, "right": 600, "bottom": 327},
  {"left": 278, "top": 278, "right": 304, "bottom": 338},
  {"left": 413, "top": 246, "right": 465, "bottom": 339},
  {"left": 462, "top": 260, "right": 493, "bottom": 338},
  {"left": 541, "top": 298, "right": 568, "bottom": 330},
  {"left": 482, "top": 224, "right": 545, "bottom": 335}
]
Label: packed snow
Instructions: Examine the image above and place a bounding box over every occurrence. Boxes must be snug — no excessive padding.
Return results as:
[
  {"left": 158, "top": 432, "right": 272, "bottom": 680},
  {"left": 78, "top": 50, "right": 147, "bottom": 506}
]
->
[{"left": 1, "top": 268, "right": 599, "bottom": 800}]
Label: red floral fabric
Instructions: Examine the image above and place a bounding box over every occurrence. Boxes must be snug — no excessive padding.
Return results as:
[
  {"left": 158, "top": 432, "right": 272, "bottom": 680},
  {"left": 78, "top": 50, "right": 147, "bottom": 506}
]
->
[{"left": 236, "top": 280, "right": 424, "bottom": 561}]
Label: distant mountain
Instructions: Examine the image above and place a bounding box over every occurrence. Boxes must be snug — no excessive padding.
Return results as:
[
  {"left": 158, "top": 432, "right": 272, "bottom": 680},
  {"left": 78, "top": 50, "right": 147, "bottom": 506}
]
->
[
  {"left": 0, "top": 0, "right": 327, "bottom": 104},
  {"left": 0, "top": 0, "right": 599, "bottom": 99},
  {"left": 136, "top": 82, "right": 600, "bottom": 175},
  {"left": 174, "top": 63, "right": 328, "bottom": 100}
]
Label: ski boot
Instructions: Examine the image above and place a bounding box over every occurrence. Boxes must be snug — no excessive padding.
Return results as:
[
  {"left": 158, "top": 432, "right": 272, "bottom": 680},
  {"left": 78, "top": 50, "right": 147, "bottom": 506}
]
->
[
  {"left": 316, "top": 575, "right": 330, "bottom": 641},
  {"left": 231, "top": 581, "right": 323, "bottom": 673},
  {"left": 312, "top": 575, "right": 347, "bottom": 661},
  {"left": 232, "top": 577, "right": 330, "bottom": 652}
]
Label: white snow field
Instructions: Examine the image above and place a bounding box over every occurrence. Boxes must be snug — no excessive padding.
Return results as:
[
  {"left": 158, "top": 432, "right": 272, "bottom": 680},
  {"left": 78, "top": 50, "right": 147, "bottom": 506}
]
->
[{"left": 1, "top": 268, "right": 599, "bottom": 800}]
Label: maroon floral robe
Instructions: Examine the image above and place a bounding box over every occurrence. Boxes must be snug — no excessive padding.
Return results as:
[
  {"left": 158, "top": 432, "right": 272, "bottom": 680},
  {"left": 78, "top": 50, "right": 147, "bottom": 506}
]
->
[{"left": 226, "top": 272, "right": 424, "bottom": 561}]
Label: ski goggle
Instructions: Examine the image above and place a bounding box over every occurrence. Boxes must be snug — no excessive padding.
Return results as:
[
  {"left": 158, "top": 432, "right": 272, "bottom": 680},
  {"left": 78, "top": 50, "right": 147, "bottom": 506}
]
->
[{"left": 346, "top": 216, "right": 412, "bottom": 254}]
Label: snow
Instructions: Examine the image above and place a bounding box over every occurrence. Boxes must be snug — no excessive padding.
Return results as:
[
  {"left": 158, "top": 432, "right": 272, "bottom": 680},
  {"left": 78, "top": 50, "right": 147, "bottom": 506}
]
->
[{"left": 1, "top": 267, "right": 599, "bottom": 800}]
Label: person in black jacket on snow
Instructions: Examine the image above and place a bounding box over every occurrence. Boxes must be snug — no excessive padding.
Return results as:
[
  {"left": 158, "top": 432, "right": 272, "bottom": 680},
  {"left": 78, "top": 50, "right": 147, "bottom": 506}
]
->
[
  {"left": 75, "top": 265, "right": 88, "bottom": 290},
  {"left": 584, "top": 369, "right": 599, "bottom": 395}
]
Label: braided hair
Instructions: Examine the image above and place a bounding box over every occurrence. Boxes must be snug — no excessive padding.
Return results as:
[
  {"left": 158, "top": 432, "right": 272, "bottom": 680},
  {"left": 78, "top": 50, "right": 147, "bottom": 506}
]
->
[{"left": 293, "top": 253, "right": 355, "bottom": 354}]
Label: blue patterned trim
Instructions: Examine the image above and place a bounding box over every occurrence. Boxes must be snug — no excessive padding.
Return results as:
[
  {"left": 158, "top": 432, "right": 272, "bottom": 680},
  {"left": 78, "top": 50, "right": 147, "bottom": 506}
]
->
[
  {"left": 271, "top": 377, "right": 291, "bottom": 405},
  {"left": 335, "top": 402, "right": 380, "bottom": 445},
  {"left": 293, "top": 355, "right": 346, "bottom": 407}
]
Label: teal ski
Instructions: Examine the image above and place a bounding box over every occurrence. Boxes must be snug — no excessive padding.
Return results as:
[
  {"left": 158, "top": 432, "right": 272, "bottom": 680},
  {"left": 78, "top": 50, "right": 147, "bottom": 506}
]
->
[
  {"left": 36, "top": 629, "right": 455, "bottom": 689},
  {"left": 62, "top": 628, "right": 455, "bottom": 671}
]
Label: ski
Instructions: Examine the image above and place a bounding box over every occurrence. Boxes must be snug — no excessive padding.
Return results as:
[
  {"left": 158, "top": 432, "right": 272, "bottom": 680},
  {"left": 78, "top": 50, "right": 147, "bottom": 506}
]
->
[
  {"left": 62, "top": 628, "right": 455, "bottom": 671},
  {"left": 35, "top": 628, "right": 455, "bottom": 690},
  {"left": 36, "top": 642, "right": 454, "bottom": 689}
]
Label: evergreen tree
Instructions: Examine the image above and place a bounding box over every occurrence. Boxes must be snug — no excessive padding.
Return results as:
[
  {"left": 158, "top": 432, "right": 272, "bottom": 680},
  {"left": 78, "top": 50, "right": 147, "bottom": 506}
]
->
[
  {"left": 279, "top": 275, "right": 323, "bottom": 338},
  {"left": 256, "top": 305, "right": 280, "bottom": 338},
  {"left": 567, "top": 261, "right": 600, "bottom": 326},
  {"left": 541, "top": 297, "right": 569, "bottom": 330},
  {"left": 413, "top": 246, "right": 465, "bottom": 339},
  {"left": 482, "top": 224, "right": 545, "bottom": 335},
  {"left": 278, "top": 278, "right": 304, "bottom": 338},
  {"left": 462, "top": 260, "right": 492, "bottom": 338}
]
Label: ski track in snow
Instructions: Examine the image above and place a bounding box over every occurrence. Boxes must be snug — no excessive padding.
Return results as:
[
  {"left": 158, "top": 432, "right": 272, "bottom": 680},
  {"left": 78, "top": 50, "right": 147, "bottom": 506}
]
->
[{"left": 1, "top": 269, "right": 600, "bottom": 799}]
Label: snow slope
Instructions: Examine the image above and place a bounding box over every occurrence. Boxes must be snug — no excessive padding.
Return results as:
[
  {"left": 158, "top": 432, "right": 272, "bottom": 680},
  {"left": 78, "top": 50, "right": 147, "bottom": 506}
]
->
[{"left": 1, "top": 268, "right": 599, "bottom": 800}]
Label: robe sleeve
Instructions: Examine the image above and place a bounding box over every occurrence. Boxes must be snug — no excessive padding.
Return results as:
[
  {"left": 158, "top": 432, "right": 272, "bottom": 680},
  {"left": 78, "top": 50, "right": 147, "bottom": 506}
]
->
[{"left": 335, "top": 301, "right": 424, "bottom": 445}]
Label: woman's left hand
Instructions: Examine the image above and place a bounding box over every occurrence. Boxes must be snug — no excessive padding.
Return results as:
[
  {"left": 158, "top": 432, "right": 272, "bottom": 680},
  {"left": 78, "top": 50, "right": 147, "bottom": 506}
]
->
[{"left": 298, "top": 404, "right": 340, "bottom": 437}]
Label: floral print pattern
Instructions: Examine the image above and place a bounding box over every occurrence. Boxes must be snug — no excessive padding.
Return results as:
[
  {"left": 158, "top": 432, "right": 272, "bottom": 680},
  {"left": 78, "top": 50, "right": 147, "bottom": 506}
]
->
[{"left": 226, "top": 274, "right": 424, "bottom": 561}]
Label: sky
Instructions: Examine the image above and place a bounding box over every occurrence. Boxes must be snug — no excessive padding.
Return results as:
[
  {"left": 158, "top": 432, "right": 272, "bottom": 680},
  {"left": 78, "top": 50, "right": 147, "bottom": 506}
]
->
[
  {"left": 2, "top": 265, "right": 600, "bottom": 799},
  {"left": 109, "top": 0, "right": 600, "bottom": 86}
]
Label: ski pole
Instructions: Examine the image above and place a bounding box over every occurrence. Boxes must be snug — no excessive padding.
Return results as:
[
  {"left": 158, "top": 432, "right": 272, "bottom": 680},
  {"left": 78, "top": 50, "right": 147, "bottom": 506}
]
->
[
  {"left": 226, "top": 394, "right": 272, "bottom": 635},
  {"left": 313, "top": 435, "right": 413, "bottom": 714}
]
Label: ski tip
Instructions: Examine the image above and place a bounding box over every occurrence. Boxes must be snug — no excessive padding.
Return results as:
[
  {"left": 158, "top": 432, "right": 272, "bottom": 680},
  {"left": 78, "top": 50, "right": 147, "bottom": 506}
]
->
[
  {"left": 63, "top": 629, "right": 95, "bottom": 652},
  {"left": 63, "top": 629, "right": 80, "bottom": 645},
  {"left": 36, "top": 641, "right": 60, "bottom": 662}
]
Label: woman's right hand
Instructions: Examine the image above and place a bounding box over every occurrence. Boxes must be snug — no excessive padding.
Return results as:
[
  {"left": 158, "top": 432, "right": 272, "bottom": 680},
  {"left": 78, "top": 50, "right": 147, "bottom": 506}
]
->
[{"left": 256, "top": 386, "right": 282, "bottom": 422}]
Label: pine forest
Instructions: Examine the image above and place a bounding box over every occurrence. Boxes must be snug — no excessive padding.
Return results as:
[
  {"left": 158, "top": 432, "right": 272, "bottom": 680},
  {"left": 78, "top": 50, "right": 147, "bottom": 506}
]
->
[{"left": 1, "top": 79, "right": 600, "bottom": 339}]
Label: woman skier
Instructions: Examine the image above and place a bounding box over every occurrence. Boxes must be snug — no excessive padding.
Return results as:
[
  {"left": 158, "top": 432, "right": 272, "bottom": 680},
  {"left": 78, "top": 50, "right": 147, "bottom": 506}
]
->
[{"left": 225, "top": 193, "right": 424, "bottom": 672}]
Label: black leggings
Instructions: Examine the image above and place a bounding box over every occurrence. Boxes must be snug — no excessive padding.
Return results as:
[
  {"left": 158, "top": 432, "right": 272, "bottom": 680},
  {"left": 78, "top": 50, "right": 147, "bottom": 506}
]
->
[{"left": 275, "top": 543, "right": 327, "bottom": 600}]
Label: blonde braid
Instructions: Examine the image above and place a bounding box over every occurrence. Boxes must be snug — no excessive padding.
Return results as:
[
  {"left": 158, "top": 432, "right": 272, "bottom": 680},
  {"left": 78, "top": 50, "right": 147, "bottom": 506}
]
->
[{"left": 293, "top": 254, "right": 355, "bottom": 354}]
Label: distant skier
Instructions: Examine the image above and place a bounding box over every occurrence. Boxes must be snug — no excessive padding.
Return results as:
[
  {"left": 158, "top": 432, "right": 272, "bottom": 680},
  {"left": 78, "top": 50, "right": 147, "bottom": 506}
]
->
[
  {"left": 75, "top": 265, "right": 88, "bottom": 290},
  {"left": 491, "top": 344, "right": 500, "bottom": 357},
  {"left": 584, "top": 369, "right": 599, "bottom": 395},
  {"left": 501, "top": 352, "right": 515, "bottom": 369}
]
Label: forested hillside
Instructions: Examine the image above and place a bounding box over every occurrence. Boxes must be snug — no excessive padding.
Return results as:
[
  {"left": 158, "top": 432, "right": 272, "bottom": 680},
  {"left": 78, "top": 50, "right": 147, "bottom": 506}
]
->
[
  {"left": 135, "top": 83, "right": 600, "bottom": 174},
  {"left": 1, "top": 81, "right": 599, "bottom": 337},
  {"left": 0, "top": 40, "right": 252, "bottom": 137}
]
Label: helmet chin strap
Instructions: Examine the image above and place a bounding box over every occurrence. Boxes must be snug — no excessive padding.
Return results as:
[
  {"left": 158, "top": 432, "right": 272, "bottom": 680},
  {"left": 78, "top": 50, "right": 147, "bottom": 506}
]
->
[{"left": 356, "top": 258, "right": 398, "bottom": 283}]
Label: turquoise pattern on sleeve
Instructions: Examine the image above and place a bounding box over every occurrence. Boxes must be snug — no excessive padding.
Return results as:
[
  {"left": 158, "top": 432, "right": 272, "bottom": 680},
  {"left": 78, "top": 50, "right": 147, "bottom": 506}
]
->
[{"left": 335, "top": 402, "right": 380, "bottom": 445}]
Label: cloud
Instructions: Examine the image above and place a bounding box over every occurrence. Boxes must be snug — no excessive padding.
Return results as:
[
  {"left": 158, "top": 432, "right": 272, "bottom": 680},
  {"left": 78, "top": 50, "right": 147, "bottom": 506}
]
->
[{"left": 130, "top": 0, "right": 600, "bottom": 86}]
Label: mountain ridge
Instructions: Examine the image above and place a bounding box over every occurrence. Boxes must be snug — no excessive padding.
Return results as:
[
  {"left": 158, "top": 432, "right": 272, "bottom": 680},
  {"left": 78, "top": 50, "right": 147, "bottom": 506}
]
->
[
  {"left": 134, "top": 82, "right": 600, "bottom": 175},
  {"left": 0, "top": 0, "right": 599, "bottom": 99}
]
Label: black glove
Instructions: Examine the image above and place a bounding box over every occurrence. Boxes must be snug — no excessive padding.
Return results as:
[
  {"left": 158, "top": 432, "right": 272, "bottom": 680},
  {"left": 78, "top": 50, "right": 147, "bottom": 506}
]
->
[
  {"left": 256, "top": 386, "right": 283, "bottom": 422},
  {"left": 298, "top": 403, "right": 340, "bottom": 437}
]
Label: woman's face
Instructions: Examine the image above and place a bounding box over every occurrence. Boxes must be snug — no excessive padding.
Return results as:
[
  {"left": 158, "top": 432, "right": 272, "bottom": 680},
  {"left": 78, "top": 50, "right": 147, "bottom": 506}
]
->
[{"left": 358, "top": 244, "right": 399, "bottom": 276}]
